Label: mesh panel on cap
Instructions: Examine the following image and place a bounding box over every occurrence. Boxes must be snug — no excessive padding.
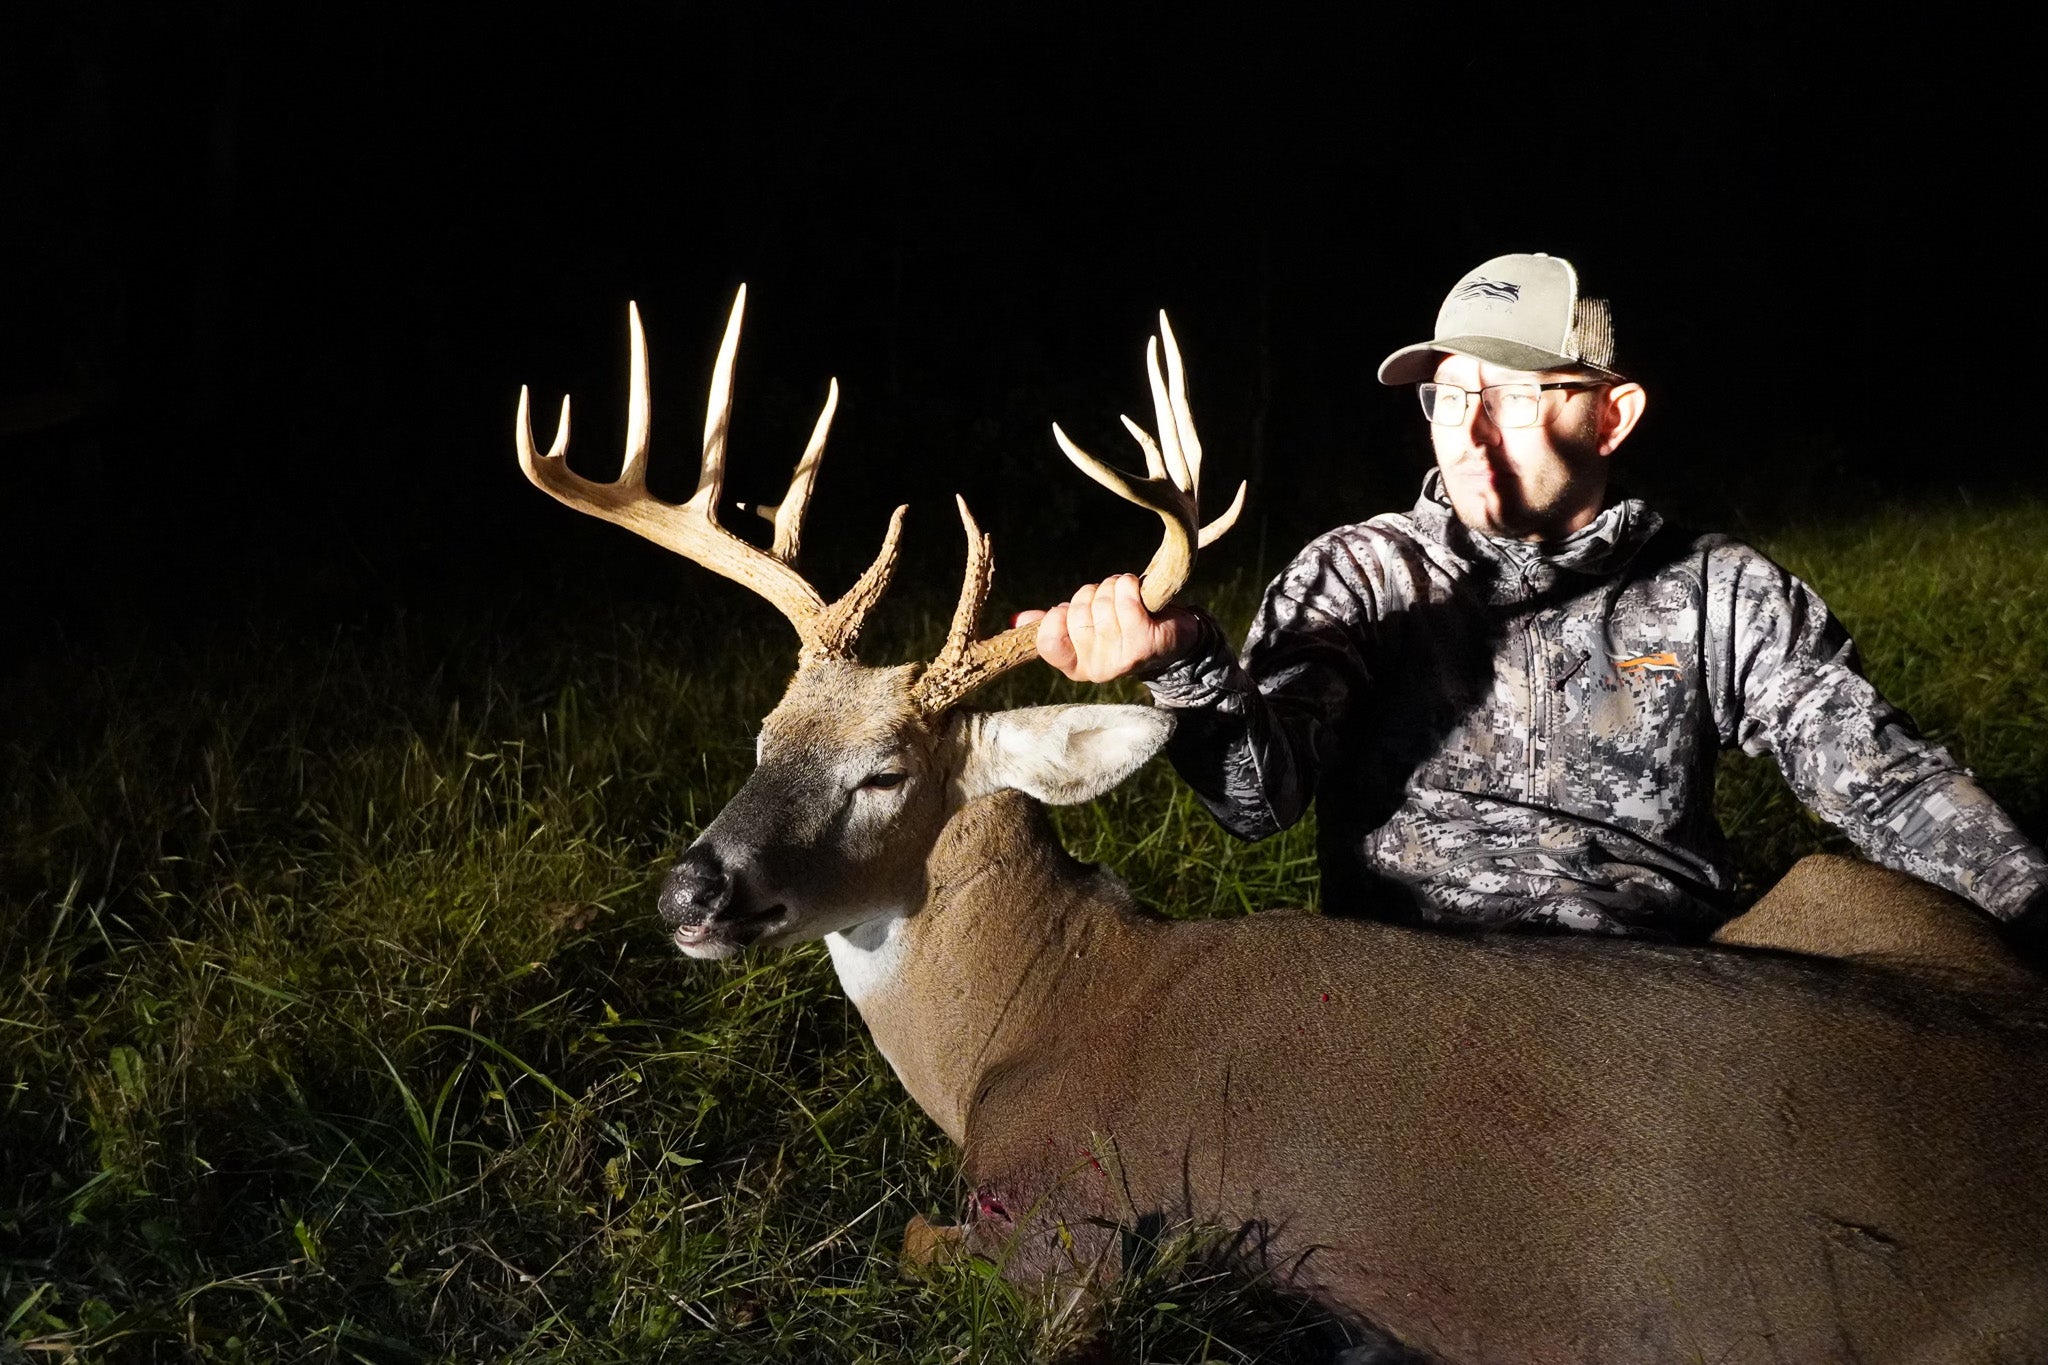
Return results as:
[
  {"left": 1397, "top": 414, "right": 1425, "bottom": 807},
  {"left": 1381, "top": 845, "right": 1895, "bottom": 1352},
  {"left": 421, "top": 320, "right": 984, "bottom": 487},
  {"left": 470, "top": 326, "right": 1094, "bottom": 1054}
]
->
[{"left": 1569, "top": 298, "right": 1616, "bottom": 370}]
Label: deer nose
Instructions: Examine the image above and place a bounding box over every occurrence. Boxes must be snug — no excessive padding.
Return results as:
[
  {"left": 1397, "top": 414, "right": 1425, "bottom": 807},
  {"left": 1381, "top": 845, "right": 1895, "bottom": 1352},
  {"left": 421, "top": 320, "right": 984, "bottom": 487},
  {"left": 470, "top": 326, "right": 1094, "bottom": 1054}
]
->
[{"left": 660, "top": 847, "right": 731, "bottom": 926}]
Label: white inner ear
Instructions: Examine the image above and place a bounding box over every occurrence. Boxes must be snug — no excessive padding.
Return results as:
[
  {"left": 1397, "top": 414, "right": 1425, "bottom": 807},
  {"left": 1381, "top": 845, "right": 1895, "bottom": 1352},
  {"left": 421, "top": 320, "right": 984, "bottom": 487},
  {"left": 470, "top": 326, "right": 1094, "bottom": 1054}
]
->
[{"left": 953, "top": 704, "right": 1175, "bottom": 805}]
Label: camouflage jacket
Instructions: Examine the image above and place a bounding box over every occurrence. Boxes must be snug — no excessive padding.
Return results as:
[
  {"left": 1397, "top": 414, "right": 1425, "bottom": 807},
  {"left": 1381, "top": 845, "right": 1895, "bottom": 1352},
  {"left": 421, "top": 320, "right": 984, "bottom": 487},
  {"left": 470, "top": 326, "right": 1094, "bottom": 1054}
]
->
[{"left": 1146, "top": 474, "right": 2048, "bottom": 937}]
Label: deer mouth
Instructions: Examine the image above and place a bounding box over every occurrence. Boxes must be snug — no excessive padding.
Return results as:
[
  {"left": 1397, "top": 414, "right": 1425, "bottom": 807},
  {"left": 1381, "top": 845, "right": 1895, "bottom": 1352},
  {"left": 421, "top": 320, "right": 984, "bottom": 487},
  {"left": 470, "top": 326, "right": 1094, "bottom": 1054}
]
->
[{"left": 673, "top": 903, "right": 788, "bottom": 957}]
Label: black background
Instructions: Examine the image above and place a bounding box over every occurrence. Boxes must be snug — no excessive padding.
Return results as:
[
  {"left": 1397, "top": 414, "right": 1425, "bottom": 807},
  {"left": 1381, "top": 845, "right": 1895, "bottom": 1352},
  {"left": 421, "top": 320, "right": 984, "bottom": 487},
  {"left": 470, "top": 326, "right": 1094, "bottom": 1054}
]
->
[{"left": 2, "top": 4, "right": 2029, "bottom": 640}]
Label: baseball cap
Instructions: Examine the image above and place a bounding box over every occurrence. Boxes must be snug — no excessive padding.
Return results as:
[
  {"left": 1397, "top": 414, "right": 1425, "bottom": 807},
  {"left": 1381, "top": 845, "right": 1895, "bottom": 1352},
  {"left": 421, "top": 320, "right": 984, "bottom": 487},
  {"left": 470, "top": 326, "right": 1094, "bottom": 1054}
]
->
[{"left": 1376, "top": 252, "right": 1621, "bottom": 386}]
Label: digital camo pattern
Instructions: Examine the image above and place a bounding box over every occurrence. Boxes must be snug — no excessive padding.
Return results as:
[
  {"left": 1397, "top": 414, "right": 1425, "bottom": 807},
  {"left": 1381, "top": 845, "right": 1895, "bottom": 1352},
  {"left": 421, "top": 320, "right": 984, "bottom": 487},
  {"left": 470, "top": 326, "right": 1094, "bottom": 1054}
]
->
[{"left": 1147, "top": 474, "right": 2048, "bottom": 935}]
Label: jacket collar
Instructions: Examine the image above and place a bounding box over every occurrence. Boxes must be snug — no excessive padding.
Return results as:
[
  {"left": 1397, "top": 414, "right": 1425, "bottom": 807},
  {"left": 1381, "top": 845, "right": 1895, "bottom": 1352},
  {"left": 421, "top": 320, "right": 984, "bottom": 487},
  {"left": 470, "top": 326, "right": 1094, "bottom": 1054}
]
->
[{"left": 1408, "top": 470, "right": 1664, "bottom": 588}]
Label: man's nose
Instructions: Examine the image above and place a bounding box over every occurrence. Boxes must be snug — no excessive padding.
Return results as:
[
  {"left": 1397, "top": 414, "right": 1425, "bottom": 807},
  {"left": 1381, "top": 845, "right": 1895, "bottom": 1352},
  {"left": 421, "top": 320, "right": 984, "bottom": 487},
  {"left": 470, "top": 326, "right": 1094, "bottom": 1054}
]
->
[
  {"left": 1459, "top": 393, "right": 1501, "bottom": 439},
  {"left": 1445, "top": 408, "right": 1499, "bottom": 456},
  {"left": 659, "top": 846, "right": 732, "bottom": 927}
]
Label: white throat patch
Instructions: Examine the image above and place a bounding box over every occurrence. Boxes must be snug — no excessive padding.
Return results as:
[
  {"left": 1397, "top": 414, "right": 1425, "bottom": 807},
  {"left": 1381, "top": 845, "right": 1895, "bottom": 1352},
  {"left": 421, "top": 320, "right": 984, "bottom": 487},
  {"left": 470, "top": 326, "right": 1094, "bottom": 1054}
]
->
[{"left": 825, "top": 912, "right": 910, "bottom": 1007}]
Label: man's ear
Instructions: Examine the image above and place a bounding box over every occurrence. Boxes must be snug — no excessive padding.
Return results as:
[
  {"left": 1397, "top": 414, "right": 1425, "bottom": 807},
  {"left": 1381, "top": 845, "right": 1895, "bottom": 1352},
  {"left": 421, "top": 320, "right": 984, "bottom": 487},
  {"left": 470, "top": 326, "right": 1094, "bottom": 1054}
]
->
[
  {"left": 951, "top": 704, "right": 1174, "bottom": 805},
  {"left": 1597, "top": 382, "right": 1648, "bottom": 456}
]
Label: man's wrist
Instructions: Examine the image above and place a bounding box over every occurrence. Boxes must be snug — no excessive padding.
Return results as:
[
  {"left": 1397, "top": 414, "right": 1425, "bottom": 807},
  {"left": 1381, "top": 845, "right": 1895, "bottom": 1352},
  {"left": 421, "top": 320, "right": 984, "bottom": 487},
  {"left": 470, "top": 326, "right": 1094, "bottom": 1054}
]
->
[
  {"left": 1137, "top": 608, "right": 1238, "bottom": 701},
  {"left": 1127, "top": 609, "right": 1207, "bottom": 682}
]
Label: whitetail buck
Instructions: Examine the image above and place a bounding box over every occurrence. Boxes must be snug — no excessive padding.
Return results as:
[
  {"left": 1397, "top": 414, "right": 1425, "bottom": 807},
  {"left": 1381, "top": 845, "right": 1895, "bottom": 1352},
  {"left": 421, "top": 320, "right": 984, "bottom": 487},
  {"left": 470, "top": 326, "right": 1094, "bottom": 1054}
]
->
[{"left": 517, "top": 290, "right": 2048, "bottom": 1364}]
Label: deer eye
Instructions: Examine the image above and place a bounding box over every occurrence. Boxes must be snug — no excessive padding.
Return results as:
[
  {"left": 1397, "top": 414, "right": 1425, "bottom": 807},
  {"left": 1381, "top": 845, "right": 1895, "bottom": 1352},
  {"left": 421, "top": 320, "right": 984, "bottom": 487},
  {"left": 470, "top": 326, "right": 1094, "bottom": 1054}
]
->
[{"left": 860, "top": 770, "right": 907, "bottom": 791}]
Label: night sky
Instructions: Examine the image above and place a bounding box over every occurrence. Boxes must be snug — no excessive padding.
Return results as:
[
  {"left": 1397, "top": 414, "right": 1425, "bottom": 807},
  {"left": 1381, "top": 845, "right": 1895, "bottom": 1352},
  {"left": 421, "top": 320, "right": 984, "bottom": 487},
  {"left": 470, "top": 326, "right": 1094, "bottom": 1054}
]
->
[{"left": 2, "top": 6, "right": 2027, "bottom": 639}]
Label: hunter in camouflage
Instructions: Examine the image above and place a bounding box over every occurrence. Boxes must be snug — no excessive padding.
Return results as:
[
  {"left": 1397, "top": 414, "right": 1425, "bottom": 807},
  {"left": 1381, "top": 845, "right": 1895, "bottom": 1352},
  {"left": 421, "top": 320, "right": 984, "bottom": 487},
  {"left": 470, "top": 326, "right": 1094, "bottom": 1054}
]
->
[
  {"left": 1028, "top": 252, "right": 2048, "bottom": 938},
  {"left": 1145, "top": 472, "right": 2046, "bottom": 933}
]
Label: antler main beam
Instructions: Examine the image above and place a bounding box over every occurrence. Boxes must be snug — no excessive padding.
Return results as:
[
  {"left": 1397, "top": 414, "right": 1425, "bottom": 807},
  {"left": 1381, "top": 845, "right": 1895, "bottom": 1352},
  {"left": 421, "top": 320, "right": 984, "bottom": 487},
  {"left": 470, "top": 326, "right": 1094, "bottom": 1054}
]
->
[
  {"left": 911, "top": 311, "right": 1245, "bottom": 716},
  {"left": 515, "top": 288, "right": 906, "bottom": 662}
]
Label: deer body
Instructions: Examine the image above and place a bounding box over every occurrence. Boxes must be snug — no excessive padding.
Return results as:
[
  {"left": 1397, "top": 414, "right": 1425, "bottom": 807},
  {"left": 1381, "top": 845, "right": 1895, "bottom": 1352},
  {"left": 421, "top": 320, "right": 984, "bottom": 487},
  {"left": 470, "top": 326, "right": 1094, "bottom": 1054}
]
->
[
  {"left": 833, "top": 781, "right": 2048, "bottom": 1364},
  {"left": 518, "top": 293, "right": 2048, "bottom": 1363}
]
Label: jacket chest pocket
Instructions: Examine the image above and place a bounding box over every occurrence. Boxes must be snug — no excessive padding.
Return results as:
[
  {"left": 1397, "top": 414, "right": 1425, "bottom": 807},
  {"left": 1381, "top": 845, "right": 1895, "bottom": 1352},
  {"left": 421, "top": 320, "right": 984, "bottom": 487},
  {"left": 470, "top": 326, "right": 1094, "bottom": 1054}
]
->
[{"left": 1550, "top": 613, "right": 1706, "bottom": 823}]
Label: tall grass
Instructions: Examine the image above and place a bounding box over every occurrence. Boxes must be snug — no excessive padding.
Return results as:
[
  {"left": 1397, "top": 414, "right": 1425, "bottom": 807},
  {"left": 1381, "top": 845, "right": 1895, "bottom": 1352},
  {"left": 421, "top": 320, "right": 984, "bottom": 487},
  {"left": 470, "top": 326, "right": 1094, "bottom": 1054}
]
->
[{"left": 4, "top": 504, "right": 2043, "bottom": 1362}]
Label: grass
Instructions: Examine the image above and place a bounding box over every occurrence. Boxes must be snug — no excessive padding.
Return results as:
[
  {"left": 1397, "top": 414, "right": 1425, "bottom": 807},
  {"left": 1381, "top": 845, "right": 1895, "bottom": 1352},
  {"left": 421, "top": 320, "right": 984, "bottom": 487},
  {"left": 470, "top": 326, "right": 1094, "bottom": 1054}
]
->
[{"left": 4, "top": 503, "right": 2045, "bottom": 1363}]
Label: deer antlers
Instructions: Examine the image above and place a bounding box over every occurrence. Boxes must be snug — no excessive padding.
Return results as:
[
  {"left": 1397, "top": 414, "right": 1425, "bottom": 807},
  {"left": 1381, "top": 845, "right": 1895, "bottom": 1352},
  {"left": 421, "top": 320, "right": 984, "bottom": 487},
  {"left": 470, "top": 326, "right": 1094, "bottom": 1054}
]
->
[
  {"left": 907, "top": 311, "right": 1245, "bottom": 714},
  {"left": 515, "top": 292, "right": 1242, "bottom": 713},
  {"left": 515, "top": 287, "right": 905, "bottom": 663}
]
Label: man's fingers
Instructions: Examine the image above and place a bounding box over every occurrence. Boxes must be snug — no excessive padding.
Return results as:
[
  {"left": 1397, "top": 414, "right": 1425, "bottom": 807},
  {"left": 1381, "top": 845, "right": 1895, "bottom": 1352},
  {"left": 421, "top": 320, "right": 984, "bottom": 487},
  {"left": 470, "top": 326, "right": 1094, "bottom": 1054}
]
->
[
  {"left": 1036, "top": 574, "right": 1189, "bottom": 683},
  {"left": 1112, "top": 573, "right": 1151, "bottom": 639},
  {"left": 1066, "top": 583, "right": 1098, "bottom": 648},
  {"left": 1035, "top": 604, "right": 1080, "bottom": 675},
  {"left": 1011, "top": 609, "right": 1047, "bottom": 628},
  {"left": 1089, "top": 575, "right": 1125, "bottom": 653}
]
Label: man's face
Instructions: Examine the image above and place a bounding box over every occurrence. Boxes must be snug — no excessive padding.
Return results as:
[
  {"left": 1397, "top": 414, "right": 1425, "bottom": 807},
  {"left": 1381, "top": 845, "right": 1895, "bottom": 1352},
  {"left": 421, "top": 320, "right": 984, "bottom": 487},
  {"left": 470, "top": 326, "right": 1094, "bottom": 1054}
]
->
[{"left": 1427, "top": 352, "right": 1614, "bottom": 542}]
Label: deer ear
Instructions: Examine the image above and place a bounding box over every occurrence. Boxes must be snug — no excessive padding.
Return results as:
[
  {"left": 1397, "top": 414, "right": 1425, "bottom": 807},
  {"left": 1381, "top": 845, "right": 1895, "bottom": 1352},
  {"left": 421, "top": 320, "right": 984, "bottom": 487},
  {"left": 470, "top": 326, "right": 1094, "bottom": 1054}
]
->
[{"left": 953, "top": 704, "right": 1174, "bottom": 805}]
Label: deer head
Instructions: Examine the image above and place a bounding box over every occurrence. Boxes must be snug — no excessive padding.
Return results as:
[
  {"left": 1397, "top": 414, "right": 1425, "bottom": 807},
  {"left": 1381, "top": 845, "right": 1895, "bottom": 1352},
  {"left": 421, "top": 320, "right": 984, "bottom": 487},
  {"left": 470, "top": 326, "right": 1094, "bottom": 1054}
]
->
[{"left": 516, "top": 288, "right": 1242, "bottom": 959}]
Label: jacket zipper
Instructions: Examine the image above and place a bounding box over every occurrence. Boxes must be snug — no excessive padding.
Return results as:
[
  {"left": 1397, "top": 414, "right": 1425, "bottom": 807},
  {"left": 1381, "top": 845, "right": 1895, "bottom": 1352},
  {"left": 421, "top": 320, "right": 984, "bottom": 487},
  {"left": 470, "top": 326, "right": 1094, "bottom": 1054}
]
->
[{"left": 1524, "top": 570, "right": 1543, "bottom": 797}]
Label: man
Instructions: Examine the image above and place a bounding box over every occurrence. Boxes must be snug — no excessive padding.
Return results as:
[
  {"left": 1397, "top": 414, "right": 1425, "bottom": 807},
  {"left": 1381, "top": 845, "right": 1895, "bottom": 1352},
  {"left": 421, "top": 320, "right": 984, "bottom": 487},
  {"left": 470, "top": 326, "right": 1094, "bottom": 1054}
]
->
[{"left": 1024, "top": 252, "right": 2047, "bottom": 938}]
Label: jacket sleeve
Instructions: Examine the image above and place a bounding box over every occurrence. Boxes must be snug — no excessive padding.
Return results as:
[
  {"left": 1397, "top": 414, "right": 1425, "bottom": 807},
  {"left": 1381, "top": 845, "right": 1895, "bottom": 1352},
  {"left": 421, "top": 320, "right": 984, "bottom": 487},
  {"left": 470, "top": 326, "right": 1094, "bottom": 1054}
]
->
[
  {"left": 1707, "top": 547, "right": 2048, "bottom": 920},
  {"left": 1143, "top": 534, "right": 1379, "bottom": 841}
]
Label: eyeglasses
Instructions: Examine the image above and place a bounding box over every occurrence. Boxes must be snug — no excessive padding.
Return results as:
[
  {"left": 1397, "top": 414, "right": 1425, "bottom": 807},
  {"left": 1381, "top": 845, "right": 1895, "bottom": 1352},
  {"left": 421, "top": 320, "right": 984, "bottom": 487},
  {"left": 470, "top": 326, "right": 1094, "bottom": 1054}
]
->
[{"left": 1417, "top": 380, "right": 1608, "bottom": 429}]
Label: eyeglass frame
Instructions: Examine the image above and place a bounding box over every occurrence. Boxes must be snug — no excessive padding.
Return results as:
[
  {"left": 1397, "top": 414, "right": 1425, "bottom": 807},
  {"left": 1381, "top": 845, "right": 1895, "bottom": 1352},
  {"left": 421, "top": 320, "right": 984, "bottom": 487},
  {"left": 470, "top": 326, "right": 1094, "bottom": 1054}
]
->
[{"left": 1415, "top": 378, "right": 1612, "bottom": 429}]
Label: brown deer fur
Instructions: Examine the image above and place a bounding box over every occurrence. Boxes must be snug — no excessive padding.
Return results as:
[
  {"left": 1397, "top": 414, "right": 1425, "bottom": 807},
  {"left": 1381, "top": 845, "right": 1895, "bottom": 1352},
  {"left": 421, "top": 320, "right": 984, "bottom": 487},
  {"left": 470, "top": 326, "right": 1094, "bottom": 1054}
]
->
[{"left": 888, "top": 792, "right": 2048, "bottom": 1363}]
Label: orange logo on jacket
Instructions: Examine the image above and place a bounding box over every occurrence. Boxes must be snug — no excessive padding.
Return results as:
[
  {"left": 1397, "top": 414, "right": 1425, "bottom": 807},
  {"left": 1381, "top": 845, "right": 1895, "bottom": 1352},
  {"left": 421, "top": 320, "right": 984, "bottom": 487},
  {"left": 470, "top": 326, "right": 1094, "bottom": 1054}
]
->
[{"left": 1613, "top": 651, "right": 1681, "bottom": 676}]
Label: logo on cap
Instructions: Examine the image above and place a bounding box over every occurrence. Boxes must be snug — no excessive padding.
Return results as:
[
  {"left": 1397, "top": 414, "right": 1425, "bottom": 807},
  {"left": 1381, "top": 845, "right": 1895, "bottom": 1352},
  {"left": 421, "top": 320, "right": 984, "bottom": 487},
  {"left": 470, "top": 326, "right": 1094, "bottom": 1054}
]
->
[{"left": 1455, "top": 278, "right": 1522, "bottom": 303}]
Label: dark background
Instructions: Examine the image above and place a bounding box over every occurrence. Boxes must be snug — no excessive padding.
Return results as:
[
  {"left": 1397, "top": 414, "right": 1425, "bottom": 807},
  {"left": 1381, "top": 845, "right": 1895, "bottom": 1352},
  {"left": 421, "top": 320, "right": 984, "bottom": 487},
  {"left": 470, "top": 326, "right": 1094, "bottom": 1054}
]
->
[{"left": 1, "top": 4, "right": 2028, "bottom": 643}]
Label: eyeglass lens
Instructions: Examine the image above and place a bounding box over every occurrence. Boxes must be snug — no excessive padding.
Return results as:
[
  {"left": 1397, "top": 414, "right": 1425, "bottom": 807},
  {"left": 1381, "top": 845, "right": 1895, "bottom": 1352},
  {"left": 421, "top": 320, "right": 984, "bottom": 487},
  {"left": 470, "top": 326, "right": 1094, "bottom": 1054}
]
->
[{"left": 1416, "top": 383, "right": 1547, "bottom": 429}]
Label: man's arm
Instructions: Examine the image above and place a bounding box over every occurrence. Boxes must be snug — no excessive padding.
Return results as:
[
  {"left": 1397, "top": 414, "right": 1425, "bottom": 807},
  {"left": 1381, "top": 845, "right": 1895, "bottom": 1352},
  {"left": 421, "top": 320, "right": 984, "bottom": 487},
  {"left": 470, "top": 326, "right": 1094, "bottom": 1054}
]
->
[
  {"left": 1028, "top": 536, "right": 1379, "bottom": 840},
  {"left": 1708, "top": 547, "right": 2048, "bottom": 921}
]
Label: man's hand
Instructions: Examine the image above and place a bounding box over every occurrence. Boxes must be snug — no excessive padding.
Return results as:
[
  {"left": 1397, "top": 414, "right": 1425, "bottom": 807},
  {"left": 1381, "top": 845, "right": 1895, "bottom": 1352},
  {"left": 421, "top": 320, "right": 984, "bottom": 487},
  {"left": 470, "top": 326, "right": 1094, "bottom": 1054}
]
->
[{"left": 1015, "top": 572, "right": 1204, "bottom": 683}]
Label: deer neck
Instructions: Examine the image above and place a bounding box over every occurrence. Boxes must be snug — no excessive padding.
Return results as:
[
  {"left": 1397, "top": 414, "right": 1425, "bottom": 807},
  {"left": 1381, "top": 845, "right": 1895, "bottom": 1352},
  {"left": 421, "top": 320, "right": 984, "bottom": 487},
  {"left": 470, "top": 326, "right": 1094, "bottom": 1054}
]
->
[{"left": 824, "top": 790, "right": 1146, "bottom": 1144}]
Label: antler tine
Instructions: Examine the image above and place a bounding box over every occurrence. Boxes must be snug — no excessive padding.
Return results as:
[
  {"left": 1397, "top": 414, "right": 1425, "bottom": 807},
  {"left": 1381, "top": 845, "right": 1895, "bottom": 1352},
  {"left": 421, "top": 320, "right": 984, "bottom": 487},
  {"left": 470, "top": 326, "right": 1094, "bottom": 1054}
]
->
[
  {"left": 909, "top": 497, "right": 1038, "bottom": 716},
  {"left": 1155, "top": 315, "right": 1196, "bottom": 491},
  {"left": 515, "top": 386, "right": 571, "bottom": 474},
  {"left": 1117, "top": 413, "right": 1168, "bottom": 481},
  {"left": 775, "top": 378, "right": 837, "bottom": 562},
  {"left": 688, "top": 287, "right": 743, "bottom": 511},
  {"left": 1145, "top": 332, "right": 1194, "bottom": 494},
  {"left": 621, "top": 302, "right": 652, "bottom": 488},
  {"left": 1153, "top": 311, "right": 1246, "bottom": 549},
  {"left": 814, "top": 500, "right": 909, "bottom": 659},
  {"left": 936, "top": 495, "right": 994, "bottom": 661},
  {"left": 741, "top": 377, "right": 838, "bottom": 566},
  {"left": 514, "top": 288, "right": 903, "bottom": 661},
  {"left": 1198, "top": 479, "right": 1249, "bottom": 549},
  {"left": 1051, "top": 309, "right": 1247, "bottom": 612}
]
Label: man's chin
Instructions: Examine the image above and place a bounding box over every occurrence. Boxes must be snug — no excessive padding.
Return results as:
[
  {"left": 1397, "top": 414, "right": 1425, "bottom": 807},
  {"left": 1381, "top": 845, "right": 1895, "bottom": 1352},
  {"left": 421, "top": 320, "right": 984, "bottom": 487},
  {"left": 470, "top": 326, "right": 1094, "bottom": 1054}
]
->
[
  {"left": 1447, "top": 485, "right": 1507, "bottom": 534},
  {"left": 1454, "top": 505, "right": 1518, "bottom": 539},
  {"left": 1452, "top": 494, "right": 1542, "bottom": 542}
]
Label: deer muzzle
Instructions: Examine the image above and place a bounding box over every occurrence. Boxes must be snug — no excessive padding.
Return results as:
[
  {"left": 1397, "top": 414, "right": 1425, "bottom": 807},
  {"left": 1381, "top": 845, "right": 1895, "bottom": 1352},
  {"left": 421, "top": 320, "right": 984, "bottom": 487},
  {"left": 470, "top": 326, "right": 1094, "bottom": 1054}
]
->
[{"left": 659, "top": 844, "right": 783, "bottom": 958}]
